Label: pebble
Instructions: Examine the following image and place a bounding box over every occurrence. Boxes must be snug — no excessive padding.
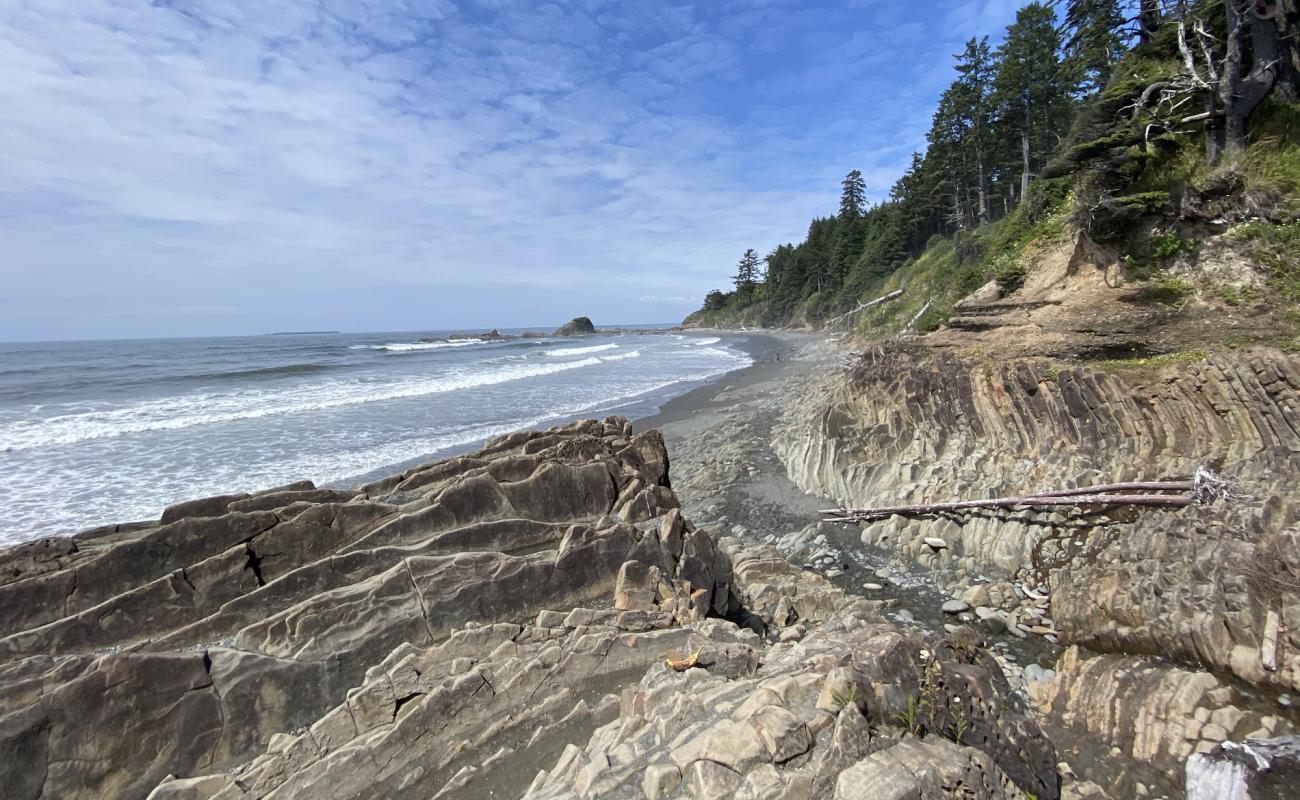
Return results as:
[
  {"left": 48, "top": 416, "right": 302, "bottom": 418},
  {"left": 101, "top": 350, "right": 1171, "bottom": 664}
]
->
[
  {"left": 875, "top": 568, "right": 891, "bottom": 579},
  {"left": 941, "top": 600, "right": 970, "bottom": 615},
  {"left": 896, "top": 609, "right": 915, "bottom": 622},
  {"left": 923, "top": 537, "right": 948, "bottom": 550},
  {"left": 1023, "top": 664, "right": 1055, "bottom": 684},
  {"left": 862, "top": 582, "right": 884, "bottom": 591},
  {"left": 825, "top": 569, "right": 843, "bottom": 578}
]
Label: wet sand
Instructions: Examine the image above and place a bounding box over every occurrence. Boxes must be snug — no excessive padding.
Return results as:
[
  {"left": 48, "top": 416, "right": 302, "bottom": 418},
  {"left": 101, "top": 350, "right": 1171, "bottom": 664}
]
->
[{"left": 641, "top": 329, "right": 1060, "bottom": 674}]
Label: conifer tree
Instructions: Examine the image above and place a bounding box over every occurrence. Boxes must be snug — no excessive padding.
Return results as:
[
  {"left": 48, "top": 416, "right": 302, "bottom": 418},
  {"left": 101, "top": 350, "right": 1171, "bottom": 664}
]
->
[
  {"left": 993, "top": 3, "right": 1069, "bottom": 201},
  {"left": 953, "top": 38, "right": 996, "bottom": 225},
  {"left": 732, "top": 248, "right": 761, "bottom": 291},
  {"left": 1062, "top": 0, "right": 1125, "bottom": 94},
  {"left": 839, "top": 169, "right": 867, "bottom": 219}
]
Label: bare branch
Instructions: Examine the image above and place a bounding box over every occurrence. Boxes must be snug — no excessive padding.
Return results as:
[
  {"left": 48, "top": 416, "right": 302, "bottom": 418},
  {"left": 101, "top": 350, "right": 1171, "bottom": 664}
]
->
[
  {"left": 1179, "top": 20, "right": 1213, "bottom": 90},
  {"left": 825, "top": 289, "right": 903, "bottom": 326},
  {"left": 820, "top": 470, "right": 1239, "bottom": 523},
  {"left": 903, "top": 299, "right": 934, "bottom": 333}
]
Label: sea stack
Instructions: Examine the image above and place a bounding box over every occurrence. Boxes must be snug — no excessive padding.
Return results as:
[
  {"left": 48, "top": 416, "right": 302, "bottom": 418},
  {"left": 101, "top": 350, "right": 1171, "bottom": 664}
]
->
[{"left": 553, "top": 316, "right": 596, "bottom": 336}]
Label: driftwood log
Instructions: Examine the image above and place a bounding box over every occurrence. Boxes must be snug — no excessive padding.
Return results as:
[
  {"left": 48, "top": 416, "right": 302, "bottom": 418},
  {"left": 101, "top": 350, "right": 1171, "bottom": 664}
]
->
[
  {"left": 826, "top": 289, "right": 903, "bottom": 326},
  {"left": 822, "top": 470, "right": 1235, "bottom": 523}
]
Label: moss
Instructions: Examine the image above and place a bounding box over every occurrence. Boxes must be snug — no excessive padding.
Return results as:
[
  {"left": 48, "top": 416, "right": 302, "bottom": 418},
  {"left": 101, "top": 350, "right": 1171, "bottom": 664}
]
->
[{"left": 1115, "top": 192, "right": 1173, "bottom": 213}]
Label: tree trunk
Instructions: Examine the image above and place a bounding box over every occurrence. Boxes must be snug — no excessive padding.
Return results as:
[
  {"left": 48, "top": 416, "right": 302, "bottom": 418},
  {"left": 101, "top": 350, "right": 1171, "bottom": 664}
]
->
[
  {"left": 1020, "top": 118, "right": 1031, "bottom": 203},
  {"left": 1139, "top": 0, "right": 1162, "bottom": 43},
  {"left": 1278, "top": 0, "right": 1300, "bottom": 102},
  {"left": 976, "top": 144, "right": 989, "bottom": 225},
  {"left": 1219, "top": 0, "right": 1282, "bottom": 159}
]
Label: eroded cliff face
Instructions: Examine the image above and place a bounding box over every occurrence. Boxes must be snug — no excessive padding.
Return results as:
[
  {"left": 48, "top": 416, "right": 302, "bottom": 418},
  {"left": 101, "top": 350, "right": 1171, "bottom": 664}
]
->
[
  {"left": 0, "top": 417, "right": 1073, "bottom": 800},
  {"left": 772, "top": 236, "right": 1300, "bottom": 794}
]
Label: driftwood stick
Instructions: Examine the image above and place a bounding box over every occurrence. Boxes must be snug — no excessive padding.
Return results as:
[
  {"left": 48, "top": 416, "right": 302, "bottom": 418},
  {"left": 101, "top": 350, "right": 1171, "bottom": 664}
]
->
[
  {"left": 823, "top": 493, "right": 1193, "bottom": 522},
  {"left": 826, "top": 289, "right": 903, "bottom": 326},
  {"left": 903, "top": 299, "right": 934, "bottom": 333},
  {"left": 1026, "top": 480, "right": 1193, "bottom": 498}
]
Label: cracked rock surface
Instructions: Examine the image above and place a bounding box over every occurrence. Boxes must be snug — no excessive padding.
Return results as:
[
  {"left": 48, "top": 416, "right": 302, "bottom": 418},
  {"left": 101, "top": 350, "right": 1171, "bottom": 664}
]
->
[{"left": 0, "top": 416, "right": 1067, "bottom": 800}]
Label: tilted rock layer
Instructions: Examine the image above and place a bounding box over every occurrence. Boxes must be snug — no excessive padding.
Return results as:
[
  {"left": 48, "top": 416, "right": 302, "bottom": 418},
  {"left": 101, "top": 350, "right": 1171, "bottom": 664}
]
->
[
  {"left": 774, "top": 341, "right": 1300, "bottom": 792},
  {"left": 0, "top": 417, "right": 1063, "bottom": 800}
]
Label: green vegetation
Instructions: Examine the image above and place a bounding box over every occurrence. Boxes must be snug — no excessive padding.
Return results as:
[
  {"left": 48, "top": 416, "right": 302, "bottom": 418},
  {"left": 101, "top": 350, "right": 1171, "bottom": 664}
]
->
[
  {"left": 1132, "top": 272, "right": 1194, "bottom": 306},
  {"left": 688, "top": 1, "right": 1299, "bottom": 335},
  {"left": 1234, "top": 220, "right": 1300, "bottom": 303},
  {"left": 1095, "top": 349, "right": 1210, "bottom": 372}
]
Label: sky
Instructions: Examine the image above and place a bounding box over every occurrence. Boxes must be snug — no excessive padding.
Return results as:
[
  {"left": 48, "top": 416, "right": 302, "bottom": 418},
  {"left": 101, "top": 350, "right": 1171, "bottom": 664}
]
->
[{"left": 0, "top": 0, "right": 1024, "bottom": 341}]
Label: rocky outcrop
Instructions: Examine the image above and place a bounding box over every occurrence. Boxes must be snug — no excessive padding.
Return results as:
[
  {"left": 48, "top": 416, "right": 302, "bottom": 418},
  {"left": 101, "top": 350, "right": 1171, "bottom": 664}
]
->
[
  {"left": 554, "top": 317, "right": 597, "bottom": 337},
  {"left": 0, "top": 416, "right": 1069, "bottom": 800},
  {"left": 774, "top": 341, "right": 1300, "bottom": 793}
]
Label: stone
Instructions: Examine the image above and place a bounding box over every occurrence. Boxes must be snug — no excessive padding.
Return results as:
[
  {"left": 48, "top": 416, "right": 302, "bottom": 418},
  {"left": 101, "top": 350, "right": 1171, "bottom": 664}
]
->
[
  {"left": 642, "top": 763, "right": 681, "bottom": 799},
  {"left": 923, "top": 537, "right": 948, "bottom": 550},
  {"left": 697, "top": 719, "right": 769, "bottom": 773},
  {"left": 817, "top": 667, "right": 859, "bottom": 713},
  {"left": 747, "top": 705, "right": 812, "bottom": 763},
  {"left": 685, "top": 760, "right": 742, "bottom": 799},
  {"left": 941, "top": 599, "right": 970, "bottom": 614},
  {"left": 553, "top": 316, "right": 597, "bottom": 336},
  {"left": 614, "top": 560, "right": 661, "bottom": 611}
]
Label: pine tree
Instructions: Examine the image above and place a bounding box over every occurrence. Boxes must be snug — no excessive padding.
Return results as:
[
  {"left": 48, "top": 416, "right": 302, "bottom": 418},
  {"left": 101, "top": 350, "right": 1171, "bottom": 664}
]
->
[
  {"left": 1062, "top": 0, "right": 1125, "bottom": 94},
  {"left": 839, "top": 169, "right": 867, "bottom": 219},
  {"left": 732, "top": 248, "right": 761, "bottom": 291},
  {"left": 953, "top": 38, "right": 997, "bottom": 225},
  {"left": 993, "top": 3, "right": 1070, "bottom": 202}
]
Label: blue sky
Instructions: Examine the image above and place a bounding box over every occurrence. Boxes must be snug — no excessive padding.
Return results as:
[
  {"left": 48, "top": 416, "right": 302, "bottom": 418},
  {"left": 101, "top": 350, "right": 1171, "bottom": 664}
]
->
[{"left": 0, "top": 0, "right": 1023, "bottom": 340}]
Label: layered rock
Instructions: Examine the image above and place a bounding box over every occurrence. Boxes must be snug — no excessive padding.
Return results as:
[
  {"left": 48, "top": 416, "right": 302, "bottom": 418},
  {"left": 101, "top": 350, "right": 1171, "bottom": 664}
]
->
[
  {"left": 773, "top": 341, "right": 1300, "bottom": 792},
  {"left": 0, "top": 417, "right": 1067, "bottom": 800},
  {"left": 0, "top": 418, "right": 683, "bottom": 799}
]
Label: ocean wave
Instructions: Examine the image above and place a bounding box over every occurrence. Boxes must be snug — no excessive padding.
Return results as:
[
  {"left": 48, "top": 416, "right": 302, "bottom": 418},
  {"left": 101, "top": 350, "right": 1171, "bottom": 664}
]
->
[
  {"left": 599, "top": 350, "right": 640, "bottom": 362},
  {"left": 688, "top": 336, "right": 721, "bottom": 346},
  {"left": 540, "top": 343, "right": 619, "bottom": 357},
  {"left": 167, "top": 362, "right": 334, "bottom": 383},
  {"left": 351, "top": 339, "right": 485, "bottom": 352},
  {"left": 0, "top": 355, "right": 620, "bottom": 451}
]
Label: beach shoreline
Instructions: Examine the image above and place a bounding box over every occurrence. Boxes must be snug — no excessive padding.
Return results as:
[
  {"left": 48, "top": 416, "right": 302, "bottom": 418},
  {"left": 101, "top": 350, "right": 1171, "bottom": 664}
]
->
[{"left": 329, "top": 329, "right": 796, "bottom": 494}]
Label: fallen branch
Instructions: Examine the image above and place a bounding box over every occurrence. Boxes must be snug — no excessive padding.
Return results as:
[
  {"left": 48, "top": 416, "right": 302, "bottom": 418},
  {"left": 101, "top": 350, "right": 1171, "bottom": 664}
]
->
[
  {"left": 823, "top": 493, "right": 1192, "bottom": 522},
  {"left": 825, "top": 289, "right": 903, "bottom": 326},
  {"left": 903, "top": 299, "right": 934, "bottom": 333},
  {"left": 822, "top": 472, "right": 1235, "bottom": 523}
]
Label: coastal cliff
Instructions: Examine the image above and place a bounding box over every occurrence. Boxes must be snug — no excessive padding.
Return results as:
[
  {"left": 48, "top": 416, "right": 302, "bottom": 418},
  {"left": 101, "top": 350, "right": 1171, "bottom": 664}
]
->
[{"left": 769, "top": 228, "right": 1300, "bottom": 796}]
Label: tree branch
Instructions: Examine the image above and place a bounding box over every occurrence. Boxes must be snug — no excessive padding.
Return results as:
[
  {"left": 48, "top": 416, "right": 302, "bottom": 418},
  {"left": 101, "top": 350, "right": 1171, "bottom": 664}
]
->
[
  {"left": 821, "top": 471, "right": 1238, "bottom": 523},
  {"left": 825, "top": 289, "right": 903, "bottom": 326}
]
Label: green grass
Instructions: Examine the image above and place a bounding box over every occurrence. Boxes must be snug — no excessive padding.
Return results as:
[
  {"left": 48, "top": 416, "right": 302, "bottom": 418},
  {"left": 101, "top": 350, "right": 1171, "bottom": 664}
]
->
[
  {"left": 1242, "top": 100, "right": 1300, "bottom": 216},
  {"left": 1094, "top": 349, "right": 1210, "bottom": 372},
  {"left": 1233, "top": 220, "right": 1300, "bottom": 303},
  {"left": 1132, "top": 272, "right": 1194, "bottom": 306},
  {"left": 845, "top": 236, "right": 983, "bottom": 336}
]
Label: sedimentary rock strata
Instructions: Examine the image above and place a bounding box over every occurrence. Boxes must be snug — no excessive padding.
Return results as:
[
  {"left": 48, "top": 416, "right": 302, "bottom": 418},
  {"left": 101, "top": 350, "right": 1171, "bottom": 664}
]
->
[
  {"left": 774, "top": 342, "right": 1300, "bottom": 793},
  {"left": 0, "top": 417, "right": 1064, "bottom": 800}
]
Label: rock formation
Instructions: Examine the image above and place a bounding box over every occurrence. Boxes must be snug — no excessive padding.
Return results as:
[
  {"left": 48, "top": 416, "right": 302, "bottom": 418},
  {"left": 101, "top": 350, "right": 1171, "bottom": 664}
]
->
[
  {"left": 0, "top": 417, "right": 1066, "bottom": 800},
  {"left": 554, "top": 317, "right": 597, "bottom": 337},
  {"left": 774, "top": 339, "right": 1300, "bottom": 794}
]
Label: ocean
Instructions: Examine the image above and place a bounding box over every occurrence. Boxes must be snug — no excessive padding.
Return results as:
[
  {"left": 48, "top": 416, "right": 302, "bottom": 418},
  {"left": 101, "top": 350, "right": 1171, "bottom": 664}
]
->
[{"left": 0, "top": 328, "right": 752, "bottom": 545}]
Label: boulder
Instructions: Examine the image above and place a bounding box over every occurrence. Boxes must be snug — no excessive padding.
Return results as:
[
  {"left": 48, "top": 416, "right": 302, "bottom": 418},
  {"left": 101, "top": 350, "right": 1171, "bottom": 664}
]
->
[{"left": 553, "top": 316, "right": 596, "bottom": 336}]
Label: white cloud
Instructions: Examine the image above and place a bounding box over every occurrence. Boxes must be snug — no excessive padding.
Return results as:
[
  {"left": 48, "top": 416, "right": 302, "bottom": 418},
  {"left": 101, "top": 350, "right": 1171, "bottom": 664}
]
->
[{"left": 0, "top": 0, "right": 1022, "bottom": 339}]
